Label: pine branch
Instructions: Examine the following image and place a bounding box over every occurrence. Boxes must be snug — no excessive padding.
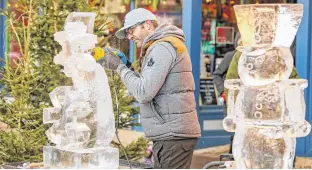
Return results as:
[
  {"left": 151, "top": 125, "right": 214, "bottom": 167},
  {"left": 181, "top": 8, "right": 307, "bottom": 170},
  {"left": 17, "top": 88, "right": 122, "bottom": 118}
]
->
[{"left": 0, "top": 0, "right": 145, "bottom": 163}]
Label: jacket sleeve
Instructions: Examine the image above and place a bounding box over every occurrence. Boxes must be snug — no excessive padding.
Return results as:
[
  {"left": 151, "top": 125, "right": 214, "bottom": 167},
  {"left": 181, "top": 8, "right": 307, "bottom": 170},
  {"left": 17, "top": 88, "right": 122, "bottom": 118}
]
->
[
  {"left": 224, "top": 51, "right": 241, "bottom": 100},
  {"left": 290, "top": 66, "right": 300, "bottom": 79},
  {"left": 116, "top": 42, "right": 175, "bottom": 104},
  {"left": 213, "top": 51, "right": 235, "bottom": 94}
]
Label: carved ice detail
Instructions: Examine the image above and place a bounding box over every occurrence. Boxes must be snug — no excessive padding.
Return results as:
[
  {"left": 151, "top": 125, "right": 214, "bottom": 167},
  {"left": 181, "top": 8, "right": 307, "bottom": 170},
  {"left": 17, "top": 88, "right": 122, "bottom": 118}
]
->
[
  {"left": 223, "top": 4, "right": 311, "bottom": 169},
  {"left": 43, "top": 12, "right": 118, "bottom": 169}
]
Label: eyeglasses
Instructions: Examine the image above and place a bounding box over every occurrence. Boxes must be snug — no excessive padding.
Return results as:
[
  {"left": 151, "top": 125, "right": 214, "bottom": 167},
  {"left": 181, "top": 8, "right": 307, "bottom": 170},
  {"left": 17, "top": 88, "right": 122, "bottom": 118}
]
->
[{"left": 125, "top": 21, "right": 145, "bottom": 37}]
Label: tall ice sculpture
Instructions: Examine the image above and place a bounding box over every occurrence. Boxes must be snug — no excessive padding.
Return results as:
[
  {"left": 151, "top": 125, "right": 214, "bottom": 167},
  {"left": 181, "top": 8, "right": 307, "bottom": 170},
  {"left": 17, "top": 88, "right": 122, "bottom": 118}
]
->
[
  {"left": 42, "top": 12, "right": 119, "bottom": 169},
  {"left": 223, "top": 4, "right": 311, "bottom": 169}
]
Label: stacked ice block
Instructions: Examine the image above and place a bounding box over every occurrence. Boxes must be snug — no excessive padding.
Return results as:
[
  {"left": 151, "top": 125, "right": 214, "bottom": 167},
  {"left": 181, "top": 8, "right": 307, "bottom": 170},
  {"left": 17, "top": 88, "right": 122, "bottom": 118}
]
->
[
  {"left": 43, "top": 12, "right": 118, "bottom": 169},
  {"left": 223, "top": 4, "right": 311, "bottom": 169}
]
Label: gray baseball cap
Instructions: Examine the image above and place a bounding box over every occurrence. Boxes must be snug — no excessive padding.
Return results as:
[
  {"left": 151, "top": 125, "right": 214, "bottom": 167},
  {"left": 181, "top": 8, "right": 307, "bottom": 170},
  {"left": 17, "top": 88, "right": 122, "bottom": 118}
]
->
[{"left": 115, "top": 8, "right": 157, "bottom": 39}]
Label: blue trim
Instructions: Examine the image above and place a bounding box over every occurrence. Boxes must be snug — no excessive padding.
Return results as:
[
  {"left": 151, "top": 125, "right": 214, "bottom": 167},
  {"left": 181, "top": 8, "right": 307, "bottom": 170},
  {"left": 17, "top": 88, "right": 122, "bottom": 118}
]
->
[
  {"left": 182, "top": 0, "right": 201, "bottom": 111},
  {"left": 196, "top": 105, "right": 232, "bottom": 148},
  {"left": 182, "top": 0, "right": 231, "bottom": 149},
  {"left": 129, "top": 0, "right": 135, "bottom": 63},
  {"left": 197, "top": 135, "right": 231, "bottom": 149},
  {"left": 131, "top": 113, "right": 144, "bottom": 132},
  {"left": 200, "top": 105, "right": 225, "bottom": 113},
  {"left": 296, "top": 0, "right": 312, "bottom": 157},
  {"left": 0, "top": 0, "right": 6, "bottom": 68},
  {"left": 131, "top": 100, "right": 144, "bottom": 132}
]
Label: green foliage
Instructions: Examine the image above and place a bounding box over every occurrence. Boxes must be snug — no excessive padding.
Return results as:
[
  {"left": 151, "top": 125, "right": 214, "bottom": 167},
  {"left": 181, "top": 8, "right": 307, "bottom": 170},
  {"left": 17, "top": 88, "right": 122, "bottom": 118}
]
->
[
  {"left": 29, "top": 0, "right": 93, "bottom": 107},
  {"left": 0, "top": 0, "right": 47, "bottom": 163},
  {"left": 0, "top": 60, "right": 48, "bottom": 163},
  {"left": 108, "top": 71, "right": 149, "bottom": 161},
  {"left": 107, "top": 70, "right": 140, "bottom": 129},
  {"left": 0, "top": 0, "right": 148, "bottom": 164},
  {"left": 117, "top": 137, "right": 150, "bottom": 161}
]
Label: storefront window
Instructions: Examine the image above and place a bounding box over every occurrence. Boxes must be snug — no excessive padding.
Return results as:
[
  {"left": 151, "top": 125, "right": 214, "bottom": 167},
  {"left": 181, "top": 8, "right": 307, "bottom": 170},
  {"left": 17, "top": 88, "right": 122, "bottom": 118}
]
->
[
  {"left": 135, "top": 0, "right": 182, "bottom": 58},
  {"left": 199, "top": 0, "right": 296, "bottom": 106},
  {"left": 137, "top": 0, "right": 182, "bottom": 27},
  {"left": 200, "top": 0, "right": 239, "bottom": 106}
]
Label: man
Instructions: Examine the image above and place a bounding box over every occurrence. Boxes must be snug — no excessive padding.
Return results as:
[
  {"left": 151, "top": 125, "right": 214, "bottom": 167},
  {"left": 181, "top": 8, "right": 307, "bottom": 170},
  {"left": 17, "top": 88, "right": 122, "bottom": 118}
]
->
[
  {"left": 212, "top": 32, "right": 240, "bottom": 155},
  {"left": 213, "top": 32, "right": 241, "bottom": 100},
  {"left": 94, "top": 8, "right": 201, "bottom": 169}
]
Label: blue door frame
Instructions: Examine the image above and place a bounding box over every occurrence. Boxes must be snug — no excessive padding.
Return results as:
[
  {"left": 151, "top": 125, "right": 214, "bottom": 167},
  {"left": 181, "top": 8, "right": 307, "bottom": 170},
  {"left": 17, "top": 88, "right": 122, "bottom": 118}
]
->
[
  {"left": 182, "top": 0, "right": 232, "bottom": 149},
  {"left": 296, "top": 0, "right": 312, "bottom": 157}
]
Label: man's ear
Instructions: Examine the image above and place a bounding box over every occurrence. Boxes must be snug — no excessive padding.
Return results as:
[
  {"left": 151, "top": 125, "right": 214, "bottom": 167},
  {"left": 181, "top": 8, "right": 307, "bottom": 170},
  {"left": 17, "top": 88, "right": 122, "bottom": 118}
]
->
[{"left": 145, "top": 20, "right": 153, "bottom": 30}]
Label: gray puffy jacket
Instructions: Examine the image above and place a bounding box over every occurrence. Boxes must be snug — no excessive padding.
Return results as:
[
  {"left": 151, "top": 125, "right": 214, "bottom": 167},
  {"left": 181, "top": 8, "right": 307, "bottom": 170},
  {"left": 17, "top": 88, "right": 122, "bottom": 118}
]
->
[{"left": 116, "top": 22, "right": 201, "bottom": 140}]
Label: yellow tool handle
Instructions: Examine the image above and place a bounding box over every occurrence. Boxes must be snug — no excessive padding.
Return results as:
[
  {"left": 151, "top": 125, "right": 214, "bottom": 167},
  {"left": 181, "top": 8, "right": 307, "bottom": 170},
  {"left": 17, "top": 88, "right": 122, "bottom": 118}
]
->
[
  {"left": 93, "top": 47, "right": 118, "bottom": 61},
  {"left": 93, "top": 47, "right": 105, "bottom": 61}
]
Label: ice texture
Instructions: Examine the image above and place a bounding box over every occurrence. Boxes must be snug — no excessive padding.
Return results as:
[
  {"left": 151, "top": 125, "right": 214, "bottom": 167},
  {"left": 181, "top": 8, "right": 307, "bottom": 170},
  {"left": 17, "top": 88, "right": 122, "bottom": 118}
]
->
[
  {"left": 43, "top": 12, "right": 118, "bottom": 169},
  {"left": 223, "top": 4, "right": 311, "bottom": 169}
]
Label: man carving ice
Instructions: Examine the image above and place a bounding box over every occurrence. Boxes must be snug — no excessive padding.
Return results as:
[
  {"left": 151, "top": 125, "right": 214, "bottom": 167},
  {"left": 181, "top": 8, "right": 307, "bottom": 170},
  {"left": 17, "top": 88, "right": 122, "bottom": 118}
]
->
[{"left": 93, "top": 8, "right": 201, "bottom": 169}]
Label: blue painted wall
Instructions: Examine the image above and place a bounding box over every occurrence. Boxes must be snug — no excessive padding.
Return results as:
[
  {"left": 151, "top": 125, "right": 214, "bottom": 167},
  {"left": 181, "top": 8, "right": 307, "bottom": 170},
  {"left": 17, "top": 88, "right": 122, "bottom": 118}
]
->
[
  {"left": 197, "top": 106, "right": 232, "bottom": 149},
  {"left": 296, "top": 0, "right": 312, "bottom": 157},
  {"left": 182, "top": 0, "right": 201, "bottom": 110},
  {"left": 129, "top": 0, "right": 136, "bottom": 63},
  {"left": 182, "top": 0, "right": 232, "bottom": 149}
]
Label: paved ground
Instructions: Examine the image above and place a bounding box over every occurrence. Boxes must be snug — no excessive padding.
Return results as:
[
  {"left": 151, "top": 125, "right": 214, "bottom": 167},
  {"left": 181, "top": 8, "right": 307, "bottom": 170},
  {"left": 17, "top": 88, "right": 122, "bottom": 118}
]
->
[
  {"left": 191, "top": 145, "right": 229, "bottom": 169},
  {"left": 114, "top": 130, "right": 312, "bottom": 169},
  {"left": 0, "top": 128, "right": 310, "bottom": 169},
  {"left": 190, "top": 144, "right": 312, "bottom": 169}
]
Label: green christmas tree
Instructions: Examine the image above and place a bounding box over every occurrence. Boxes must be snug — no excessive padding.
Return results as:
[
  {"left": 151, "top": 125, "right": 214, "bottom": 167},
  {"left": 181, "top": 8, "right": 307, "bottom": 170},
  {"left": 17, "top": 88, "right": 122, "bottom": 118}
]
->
[
  {"left": 0, "top": 0, "right": 148, "bottom": 164},
  {"left": 0, "top": 0, "right": 47, "bottom": 163}
]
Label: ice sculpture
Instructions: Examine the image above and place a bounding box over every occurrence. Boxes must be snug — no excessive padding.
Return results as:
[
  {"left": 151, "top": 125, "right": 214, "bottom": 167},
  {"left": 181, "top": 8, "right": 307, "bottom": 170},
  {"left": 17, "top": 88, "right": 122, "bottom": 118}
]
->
[
  {"left": 223, "top": 4, "right": 311, "bottom": 169},
  {"left": 42, "top": 12, "right": 119, "bottom": 169}
]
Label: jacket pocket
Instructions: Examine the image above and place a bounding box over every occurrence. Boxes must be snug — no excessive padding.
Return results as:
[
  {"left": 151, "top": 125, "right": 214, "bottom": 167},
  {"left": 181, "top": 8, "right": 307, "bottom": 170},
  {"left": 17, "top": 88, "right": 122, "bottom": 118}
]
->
[
  {"left": 181, "top": 142, "right": 194, "bottom": 152},
  {"left": 150, "top": 99, "right": 165, "bottom": 124},
  {"left": 181, "top": 139, "right": 197, "bottom": 152}
]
